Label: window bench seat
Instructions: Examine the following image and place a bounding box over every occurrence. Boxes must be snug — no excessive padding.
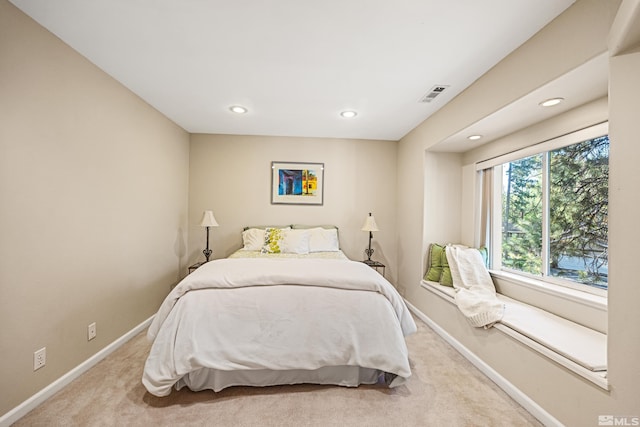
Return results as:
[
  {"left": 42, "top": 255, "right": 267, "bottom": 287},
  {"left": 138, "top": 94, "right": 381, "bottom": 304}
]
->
[{"left": 420, "top": 280, "right": 608, "bottom": 389}]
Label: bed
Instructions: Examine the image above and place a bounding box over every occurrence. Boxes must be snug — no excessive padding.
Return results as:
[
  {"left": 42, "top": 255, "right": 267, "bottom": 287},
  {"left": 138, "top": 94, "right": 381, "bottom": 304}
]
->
[{"left": 142, "top": 225, "right": 416, "bottom": 397}]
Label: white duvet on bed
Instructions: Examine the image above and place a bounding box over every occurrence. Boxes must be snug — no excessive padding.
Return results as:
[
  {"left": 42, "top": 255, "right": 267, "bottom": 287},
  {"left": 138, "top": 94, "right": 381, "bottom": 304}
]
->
[{"left": 143, "top": 257, "right": 416, "bottom": 397}]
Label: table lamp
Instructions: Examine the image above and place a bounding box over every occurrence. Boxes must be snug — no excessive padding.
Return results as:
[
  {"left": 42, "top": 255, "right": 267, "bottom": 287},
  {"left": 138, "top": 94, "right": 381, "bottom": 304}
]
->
[
  {"left": 200, "top": 210, "right": 219, "bottom": 262},
  {"left": 361, "top": 212, "right": 379, "bottom": 262}
]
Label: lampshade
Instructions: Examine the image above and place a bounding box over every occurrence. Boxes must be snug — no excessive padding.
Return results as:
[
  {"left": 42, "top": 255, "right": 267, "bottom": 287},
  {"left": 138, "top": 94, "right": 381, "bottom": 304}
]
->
[
  {"left": 361, "top": 213, "right": 379, "bottom": 232},
  {"left": 199, "top": 210, "right": 219, "bottom": 227}
]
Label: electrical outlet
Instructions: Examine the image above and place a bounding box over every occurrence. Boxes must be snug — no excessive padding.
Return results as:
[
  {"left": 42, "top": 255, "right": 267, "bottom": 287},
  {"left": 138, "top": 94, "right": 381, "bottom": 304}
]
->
[
  {"left": 34, "top": 347, "right": 46, "bottom": 371},
  {"left": 87, "top": 322, "right": 97, "bottom": 341}
]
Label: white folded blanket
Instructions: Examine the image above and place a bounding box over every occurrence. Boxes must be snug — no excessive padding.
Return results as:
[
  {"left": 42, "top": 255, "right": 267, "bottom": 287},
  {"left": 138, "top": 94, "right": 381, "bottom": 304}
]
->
[{"left": 446, "top": 245, "right": 504, "bottom": 328}]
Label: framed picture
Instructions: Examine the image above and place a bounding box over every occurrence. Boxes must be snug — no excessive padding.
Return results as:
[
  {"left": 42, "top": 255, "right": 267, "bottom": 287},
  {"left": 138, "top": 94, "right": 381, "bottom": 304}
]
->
[{"left": 271, "top": 161, "right": 324, "bottom": 205}]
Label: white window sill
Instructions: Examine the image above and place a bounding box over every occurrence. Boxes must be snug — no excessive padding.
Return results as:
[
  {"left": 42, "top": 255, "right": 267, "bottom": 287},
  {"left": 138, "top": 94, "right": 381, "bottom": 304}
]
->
[
  {"left": 420, "top": 279, "right": 608, "bottom": 390},
  {"left": 488, "top": 270, "right": 607, "bottom": 333},
  {"left": 489, "top": 270, "right": 607, "bottom": 311}
]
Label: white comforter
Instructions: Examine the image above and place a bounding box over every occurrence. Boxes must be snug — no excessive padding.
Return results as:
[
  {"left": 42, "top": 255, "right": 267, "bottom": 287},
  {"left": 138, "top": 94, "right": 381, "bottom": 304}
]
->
[{"left": 143, "top": 258, "right": 416, "bottom": 396}]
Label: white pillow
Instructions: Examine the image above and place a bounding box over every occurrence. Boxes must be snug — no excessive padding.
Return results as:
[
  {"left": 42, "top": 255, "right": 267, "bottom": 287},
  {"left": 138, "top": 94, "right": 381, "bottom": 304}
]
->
[
  {"left": 242, "top": 228, "right": 266, "bottom": 251},
  {"left": 280, "top": 229, "right": 310, "bottom": 254},
  {"left": 308, "top": 227, "right": 339, "bottom": 252}
]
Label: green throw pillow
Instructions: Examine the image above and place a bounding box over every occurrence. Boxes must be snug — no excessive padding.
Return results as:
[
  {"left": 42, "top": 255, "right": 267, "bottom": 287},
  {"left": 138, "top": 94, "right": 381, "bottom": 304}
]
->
[
  {"left": 440, "top": 248, "right": 453, "bottom": 286},
  {"left": 478, "top": 246, "right": 489, "bottom": 267},
  {"left": 424, "top": 243, "right": 445, "bottom": 282}
]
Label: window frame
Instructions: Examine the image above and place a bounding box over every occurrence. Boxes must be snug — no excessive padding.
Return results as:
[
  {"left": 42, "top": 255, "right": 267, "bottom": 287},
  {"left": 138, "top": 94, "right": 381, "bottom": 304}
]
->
[{"left": 477, "top": 122, "right": 609, "bottom": 297}]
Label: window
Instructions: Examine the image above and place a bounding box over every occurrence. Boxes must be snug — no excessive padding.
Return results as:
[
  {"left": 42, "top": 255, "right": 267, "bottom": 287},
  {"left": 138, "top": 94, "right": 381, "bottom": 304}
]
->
[{"left": 479, "top": 123, "right": 609, "bottom": 293}]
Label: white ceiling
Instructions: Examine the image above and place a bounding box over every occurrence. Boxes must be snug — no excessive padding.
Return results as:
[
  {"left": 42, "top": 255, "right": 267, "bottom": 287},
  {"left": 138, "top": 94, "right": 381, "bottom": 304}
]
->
[{"left": 11, "top": 0, "right": 578, "bottom": 142}]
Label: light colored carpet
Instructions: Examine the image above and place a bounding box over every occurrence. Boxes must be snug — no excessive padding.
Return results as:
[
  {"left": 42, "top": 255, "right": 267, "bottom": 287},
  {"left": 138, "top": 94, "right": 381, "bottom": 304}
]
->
[{"left": 14, "top": 316, "right": 541, "bottom": 427}]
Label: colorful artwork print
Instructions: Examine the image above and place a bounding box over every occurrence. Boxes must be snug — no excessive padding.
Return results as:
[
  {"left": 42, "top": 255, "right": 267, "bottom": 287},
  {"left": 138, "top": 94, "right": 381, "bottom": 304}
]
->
[
  {"left": 271, "top": 162, "right": 324, "bottom": 205},
  {"left": 278, "top": 169, "right": 317, "bottom": 196}
]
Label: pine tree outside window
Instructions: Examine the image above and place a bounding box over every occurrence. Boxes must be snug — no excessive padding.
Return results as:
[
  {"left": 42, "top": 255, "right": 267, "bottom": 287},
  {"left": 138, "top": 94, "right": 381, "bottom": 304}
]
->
[{"left": 484, "top": 123, "right": 609, "bottom": 294}]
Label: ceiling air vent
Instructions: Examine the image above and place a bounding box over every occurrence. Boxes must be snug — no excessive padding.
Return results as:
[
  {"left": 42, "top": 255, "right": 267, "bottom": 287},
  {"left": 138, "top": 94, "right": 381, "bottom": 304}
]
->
[{"left": 419, "top": 85, "right": 450, "bottom": 103}]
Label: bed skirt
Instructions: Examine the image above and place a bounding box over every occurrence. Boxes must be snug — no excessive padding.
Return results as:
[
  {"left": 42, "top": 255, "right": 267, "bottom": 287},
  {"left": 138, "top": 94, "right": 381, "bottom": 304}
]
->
[{"left": 175, "top": 366, "right": 397, "bottom": 393}]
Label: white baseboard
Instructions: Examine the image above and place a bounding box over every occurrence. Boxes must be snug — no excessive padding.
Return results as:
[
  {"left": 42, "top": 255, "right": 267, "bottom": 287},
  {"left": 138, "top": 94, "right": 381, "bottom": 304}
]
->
[
  {"left": 404, "top": 300, "right": 562, "bottom": 427},
  {"left": 0, "top": 316, "right": 154, "bottom": 427}
]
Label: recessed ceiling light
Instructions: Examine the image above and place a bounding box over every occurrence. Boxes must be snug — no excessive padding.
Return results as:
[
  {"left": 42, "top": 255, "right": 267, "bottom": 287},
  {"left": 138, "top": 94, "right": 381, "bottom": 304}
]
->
[
  {"left": 340, "top": 110, "right": 357, "bottom": 118},
  {"left": 468, "top": 135, "right": 482, "bottom": 141},
  {"left": 539, "top": 97, "right": 564, "bottom": 107},
  {"left": 229, "top": 105, "right": 248, "bottom": 114}
]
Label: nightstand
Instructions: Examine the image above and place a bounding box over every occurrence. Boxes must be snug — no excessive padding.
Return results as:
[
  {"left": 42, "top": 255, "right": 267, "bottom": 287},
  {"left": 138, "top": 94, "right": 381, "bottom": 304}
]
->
[
  {"left": 188, "top": 261, "right": 207, "bottom": 274},
  {"left": 362, "top": 259, "right": 385, "bottom": 277}
]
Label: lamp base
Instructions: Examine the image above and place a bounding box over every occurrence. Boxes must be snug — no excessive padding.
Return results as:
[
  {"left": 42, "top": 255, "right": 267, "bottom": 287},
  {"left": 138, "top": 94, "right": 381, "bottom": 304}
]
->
[
  {"left": 203, "top": 226, "right": 212, "bottom": 262},
  {"left": 364, "top": 231, "right": 374, "bottom": 261},
  {"left": 364, "top": 248, "right": 374, "bottom": 261}
]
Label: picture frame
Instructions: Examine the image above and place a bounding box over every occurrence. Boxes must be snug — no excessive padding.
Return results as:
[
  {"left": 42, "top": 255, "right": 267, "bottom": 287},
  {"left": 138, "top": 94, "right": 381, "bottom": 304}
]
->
[{"left": 271, "top": 161, "right": 324, "bottom": 205}]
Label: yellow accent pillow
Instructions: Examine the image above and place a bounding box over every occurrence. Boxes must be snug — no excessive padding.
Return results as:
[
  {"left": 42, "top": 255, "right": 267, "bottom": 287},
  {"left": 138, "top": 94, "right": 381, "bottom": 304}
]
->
[{"left": 261, "top": 228, "right": 285, "bottom": 254}]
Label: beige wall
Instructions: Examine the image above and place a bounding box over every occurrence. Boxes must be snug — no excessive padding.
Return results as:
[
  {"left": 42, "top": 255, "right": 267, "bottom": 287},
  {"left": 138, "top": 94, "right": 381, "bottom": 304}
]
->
[
  {"left": 0, "top": 1, "right": 190, "bottom": 416},
  {"left": 188, "top": 134, "right": 398, "bottom": 282},
  {"left": 398, "top": 0, "right": 640, "bottom": 424},
  {"left": 607, "top": 10, "right": 640, "bottom": 415}
]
